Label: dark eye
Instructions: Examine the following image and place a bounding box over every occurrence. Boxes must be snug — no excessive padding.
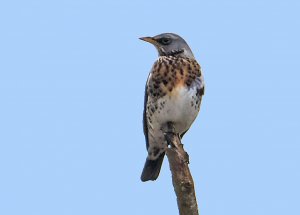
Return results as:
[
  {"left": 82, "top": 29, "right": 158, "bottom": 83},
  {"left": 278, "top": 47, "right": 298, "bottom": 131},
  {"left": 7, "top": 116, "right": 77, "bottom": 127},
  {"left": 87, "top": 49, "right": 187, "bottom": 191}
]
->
[{"left": 158, "top": 38, "right": 171, "bottom": 45}]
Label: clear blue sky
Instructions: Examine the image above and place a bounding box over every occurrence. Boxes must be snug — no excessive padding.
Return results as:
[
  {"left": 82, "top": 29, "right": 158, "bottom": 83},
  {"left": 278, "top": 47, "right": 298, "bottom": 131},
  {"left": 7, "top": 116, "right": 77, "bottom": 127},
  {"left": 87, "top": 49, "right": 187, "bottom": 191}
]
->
[{"left": 0, "top": 1, "right": 299, "bottom": 214}]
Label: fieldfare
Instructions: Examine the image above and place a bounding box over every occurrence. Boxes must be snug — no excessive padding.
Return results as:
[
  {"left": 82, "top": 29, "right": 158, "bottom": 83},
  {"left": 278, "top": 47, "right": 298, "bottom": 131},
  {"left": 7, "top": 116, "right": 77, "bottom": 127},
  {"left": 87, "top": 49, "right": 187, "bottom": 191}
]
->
[{"left": 140, "top": 33, "right": 205, "bottom": 182}]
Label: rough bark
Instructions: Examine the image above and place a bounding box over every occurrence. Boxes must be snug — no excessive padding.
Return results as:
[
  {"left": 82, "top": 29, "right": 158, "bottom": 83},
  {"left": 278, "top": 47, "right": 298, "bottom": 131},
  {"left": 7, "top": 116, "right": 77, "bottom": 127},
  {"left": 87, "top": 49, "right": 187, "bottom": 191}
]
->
[{"left": 164, "top": 123, "right": 199, "bottom": 215}]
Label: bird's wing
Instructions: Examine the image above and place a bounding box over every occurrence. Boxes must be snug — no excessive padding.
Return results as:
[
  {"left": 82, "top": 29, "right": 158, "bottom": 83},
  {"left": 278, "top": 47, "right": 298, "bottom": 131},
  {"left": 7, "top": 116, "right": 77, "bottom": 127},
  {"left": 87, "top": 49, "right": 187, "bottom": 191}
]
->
[{"left": 143, "top": 72, "right": 152, "bottom": 150}]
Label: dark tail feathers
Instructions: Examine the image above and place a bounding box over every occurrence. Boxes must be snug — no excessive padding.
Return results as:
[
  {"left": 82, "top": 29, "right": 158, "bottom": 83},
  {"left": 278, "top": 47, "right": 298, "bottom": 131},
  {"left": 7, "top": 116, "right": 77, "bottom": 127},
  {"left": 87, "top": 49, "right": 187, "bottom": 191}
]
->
[{"left": 140, "top": 153, "right": 165, "bottom": 182}]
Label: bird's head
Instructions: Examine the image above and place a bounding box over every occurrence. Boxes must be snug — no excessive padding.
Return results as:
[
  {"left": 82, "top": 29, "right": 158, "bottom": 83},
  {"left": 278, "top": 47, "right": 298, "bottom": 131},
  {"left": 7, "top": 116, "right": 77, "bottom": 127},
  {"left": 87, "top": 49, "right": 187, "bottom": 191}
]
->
[{"left": 140, "top": 33, "right": 194, "bottom": 59}]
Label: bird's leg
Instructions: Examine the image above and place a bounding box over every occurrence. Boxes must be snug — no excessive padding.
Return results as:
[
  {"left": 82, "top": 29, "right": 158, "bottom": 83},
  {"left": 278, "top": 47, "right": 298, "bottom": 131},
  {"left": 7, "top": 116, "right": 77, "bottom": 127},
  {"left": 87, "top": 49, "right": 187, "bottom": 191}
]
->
[
  {"left": 162, "top": 121, "right": 176, "bottom": 147},
  {"left": 162, "top": 122, "right": 189, "bottom": 164}
]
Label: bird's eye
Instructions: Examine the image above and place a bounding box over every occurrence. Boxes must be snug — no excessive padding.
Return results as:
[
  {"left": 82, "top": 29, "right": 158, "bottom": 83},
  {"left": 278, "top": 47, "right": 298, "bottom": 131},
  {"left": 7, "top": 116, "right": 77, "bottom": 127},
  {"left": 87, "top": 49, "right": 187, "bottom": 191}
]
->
[{"left": 158, "top": 38, "right": 171, "bottom": 45}]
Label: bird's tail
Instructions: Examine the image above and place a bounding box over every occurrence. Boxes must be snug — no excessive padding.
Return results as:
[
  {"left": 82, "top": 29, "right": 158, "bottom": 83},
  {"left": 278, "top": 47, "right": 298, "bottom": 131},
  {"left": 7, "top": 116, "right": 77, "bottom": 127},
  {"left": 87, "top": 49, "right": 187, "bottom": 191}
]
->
[{"left": 140, "top": 152, "right": 165, "bottom": 182}]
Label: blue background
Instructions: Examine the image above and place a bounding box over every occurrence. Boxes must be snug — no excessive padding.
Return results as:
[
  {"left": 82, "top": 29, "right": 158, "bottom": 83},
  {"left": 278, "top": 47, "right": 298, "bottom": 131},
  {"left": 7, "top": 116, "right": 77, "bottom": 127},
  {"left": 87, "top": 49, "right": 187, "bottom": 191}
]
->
[{"left": 0, "top": 1, "right": 299, "bottom": 214}]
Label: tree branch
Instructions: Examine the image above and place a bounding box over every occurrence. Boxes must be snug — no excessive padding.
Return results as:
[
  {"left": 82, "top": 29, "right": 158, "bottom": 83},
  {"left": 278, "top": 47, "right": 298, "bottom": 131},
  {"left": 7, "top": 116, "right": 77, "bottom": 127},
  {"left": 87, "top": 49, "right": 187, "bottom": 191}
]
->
[{"left": 164, "top": 123, "right": 199, "bottom": 215}]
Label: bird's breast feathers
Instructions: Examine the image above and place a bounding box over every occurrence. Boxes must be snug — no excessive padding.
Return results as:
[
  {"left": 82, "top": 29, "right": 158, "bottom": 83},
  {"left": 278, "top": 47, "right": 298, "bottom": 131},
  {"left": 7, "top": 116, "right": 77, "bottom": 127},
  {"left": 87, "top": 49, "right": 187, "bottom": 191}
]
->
[{"left": 146, "top": 56, "right": 204, "bottom": 134}]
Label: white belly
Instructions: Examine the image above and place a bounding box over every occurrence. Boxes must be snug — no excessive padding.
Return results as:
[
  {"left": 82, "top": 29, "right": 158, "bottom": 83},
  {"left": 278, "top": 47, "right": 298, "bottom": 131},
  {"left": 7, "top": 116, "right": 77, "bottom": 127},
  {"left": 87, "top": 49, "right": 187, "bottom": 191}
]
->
[{"left": 149, "top": 85, "right": 200, "bottom": 134}]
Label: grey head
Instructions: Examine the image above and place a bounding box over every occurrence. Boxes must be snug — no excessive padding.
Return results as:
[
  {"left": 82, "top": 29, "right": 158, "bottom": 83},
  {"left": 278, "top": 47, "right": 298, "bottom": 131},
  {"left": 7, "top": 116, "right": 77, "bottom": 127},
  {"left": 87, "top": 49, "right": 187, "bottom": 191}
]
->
[{"left": 140, "top": 33, "right": 194, "bottom": 59}]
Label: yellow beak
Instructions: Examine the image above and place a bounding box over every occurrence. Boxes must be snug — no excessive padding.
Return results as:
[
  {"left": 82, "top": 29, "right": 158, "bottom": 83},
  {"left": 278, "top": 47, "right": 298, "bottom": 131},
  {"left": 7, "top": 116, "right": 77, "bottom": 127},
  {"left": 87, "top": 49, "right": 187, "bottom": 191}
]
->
[{"left": 139, "top": 37, "right": 157, "bottom": 45}]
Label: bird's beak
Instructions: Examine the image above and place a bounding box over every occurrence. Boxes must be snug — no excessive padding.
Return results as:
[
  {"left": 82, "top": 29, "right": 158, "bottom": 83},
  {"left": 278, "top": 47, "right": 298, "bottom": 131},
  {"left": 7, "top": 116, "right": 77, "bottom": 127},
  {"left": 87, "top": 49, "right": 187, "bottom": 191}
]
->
[{"left": 139, "top": 37, "right": 157, "bottom": 45}]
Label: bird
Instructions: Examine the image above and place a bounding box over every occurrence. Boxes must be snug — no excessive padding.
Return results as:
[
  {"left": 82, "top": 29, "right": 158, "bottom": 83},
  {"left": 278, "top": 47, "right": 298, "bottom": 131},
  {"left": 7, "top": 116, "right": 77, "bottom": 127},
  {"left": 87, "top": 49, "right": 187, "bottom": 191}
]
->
[{"left": 140, "top": 33, "right": 205, "bottom": 182}]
